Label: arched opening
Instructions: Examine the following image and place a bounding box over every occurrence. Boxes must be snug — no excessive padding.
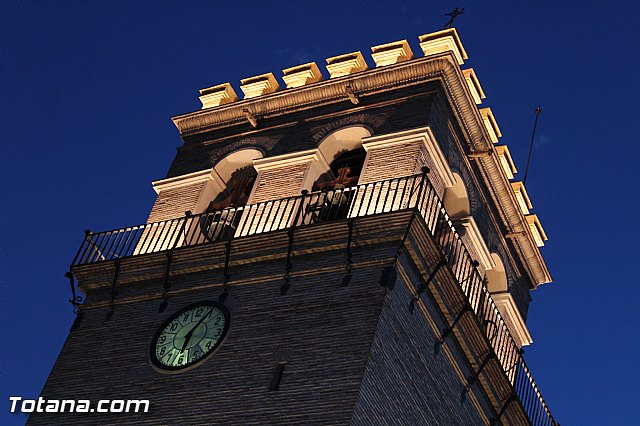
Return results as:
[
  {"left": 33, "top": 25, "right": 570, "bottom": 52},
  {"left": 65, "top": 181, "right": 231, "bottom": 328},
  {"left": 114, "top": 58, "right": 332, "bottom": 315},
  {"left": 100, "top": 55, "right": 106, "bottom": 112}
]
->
[
  {"left": 486, "top": 253, "right": 508, "bottom": 293},
  {"left": 305, "top": 127, "right": 370, "bottom": 223},
  {"left": 443, "top": 172, "right": 470, "bottom": 219},
  {"left": 199, "top": 149, "right": 263, "bottom": 242},
  {"left": 313, "top": 126, "right": 371, "bottom": 191},
  {"left": 210, "top": 149, "right": 263, "bottom": 209},
  {"left": 313, "top": 147, "right": 367, "bottom": 191}
]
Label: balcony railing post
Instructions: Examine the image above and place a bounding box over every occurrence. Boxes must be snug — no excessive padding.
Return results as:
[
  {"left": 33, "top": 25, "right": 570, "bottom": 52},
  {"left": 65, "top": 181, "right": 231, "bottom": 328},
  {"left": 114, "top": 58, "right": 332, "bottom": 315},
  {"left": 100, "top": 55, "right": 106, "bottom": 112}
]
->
[
  {"left": 415, "top": 166, "right": 430, "bottom": 210},
  {"left": 173, "top": 210, "right": 192, "bottom": 249},
  {"left": 291, "top": 189, "right": 308, "bottom": 230}
]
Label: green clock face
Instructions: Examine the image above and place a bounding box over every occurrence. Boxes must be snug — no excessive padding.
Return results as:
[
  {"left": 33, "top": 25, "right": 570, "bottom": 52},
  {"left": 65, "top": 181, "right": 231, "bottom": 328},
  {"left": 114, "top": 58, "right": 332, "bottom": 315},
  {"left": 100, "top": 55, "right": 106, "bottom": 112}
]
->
[{"left": 150, "top": 302, "right": 230, "bottom": 372}]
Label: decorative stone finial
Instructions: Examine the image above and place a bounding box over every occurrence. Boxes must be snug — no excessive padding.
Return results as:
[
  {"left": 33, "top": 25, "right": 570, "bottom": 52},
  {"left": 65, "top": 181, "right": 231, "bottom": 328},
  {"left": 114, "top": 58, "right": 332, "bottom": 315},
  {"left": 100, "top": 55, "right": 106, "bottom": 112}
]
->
[
  {"left": 325, "top": 51, "right": 368, "bottom": 78},
  {"left": 418, "top": 28, "right": 468, "bottom": 65},
  {"left": 511, "top": 182, "right": 533, "bottom": 215},
  {"left": 525, "top": 214, "right": 548, "bottom": 247},
  {"left": 494, "top": 145, "right": 517, "bottom": 179},
  {"left": 282, "top": 62, "right": 323, "bottom": 88},
  {"left": 371, "top": 40, "right": 414, "bottom": 67},
  {"left": 240, "top": 73, "right": 280, "bottom": 99},
  {"left": 479, "top": 108, "right": 502, "bottom": 143},
  {"left": 199, "top": 83, "right": 238, "bottom": 109},
  {"left": 462, "top": 69, "right": 486, "bottom": 105}
]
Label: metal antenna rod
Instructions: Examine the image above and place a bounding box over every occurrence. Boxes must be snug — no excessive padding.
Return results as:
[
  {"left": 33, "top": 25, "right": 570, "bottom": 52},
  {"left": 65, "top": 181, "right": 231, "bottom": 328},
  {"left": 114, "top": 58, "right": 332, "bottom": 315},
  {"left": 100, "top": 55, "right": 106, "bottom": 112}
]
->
[{"left": 523, "top": 107, "right": 542, "bottom": 185}]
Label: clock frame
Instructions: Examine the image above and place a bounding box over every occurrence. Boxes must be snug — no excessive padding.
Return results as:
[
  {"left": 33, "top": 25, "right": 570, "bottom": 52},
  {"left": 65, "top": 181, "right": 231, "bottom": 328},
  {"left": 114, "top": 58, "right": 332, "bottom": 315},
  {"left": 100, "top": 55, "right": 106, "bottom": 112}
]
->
[{"left": 150, "top": 301, "right": 230, "bottom": 372}]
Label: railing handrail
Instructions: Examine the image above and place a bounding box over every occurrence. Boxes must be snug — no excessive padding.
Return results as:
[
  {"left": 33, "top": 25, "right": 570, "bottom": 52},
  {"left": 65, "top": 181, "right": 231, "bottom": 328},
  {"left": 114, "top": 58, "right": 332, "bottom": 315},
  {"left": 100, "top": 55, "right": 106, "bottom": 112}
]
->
[
  {"left": 412, "top": 174, "right": 556, "bottom": 425},
  {"left": 69, "top": 172, "right": 555, "bottom": 425}
]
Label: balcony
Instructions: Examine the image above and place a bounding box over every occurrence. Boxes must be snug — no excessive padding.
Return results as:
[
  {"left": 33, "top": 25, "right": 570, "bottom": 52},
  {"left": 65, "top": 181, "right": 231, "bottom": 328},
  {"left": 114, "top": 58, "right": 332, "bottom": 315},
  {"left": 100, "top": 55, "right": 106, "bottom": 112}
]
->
[{"left": 70, "top": 171, "right": 556, "bottom": 426}]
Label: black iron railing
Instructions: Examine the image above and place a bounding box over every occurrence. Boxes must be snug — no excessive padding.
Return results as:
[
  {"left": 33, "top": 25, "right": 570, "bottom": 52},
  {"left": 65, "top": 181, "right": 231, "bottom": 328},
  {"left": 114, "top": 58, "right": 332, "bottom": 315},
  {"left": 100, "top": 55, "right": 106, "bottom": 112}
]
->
[{"left": 71, "top": 172, "right": 556, "bottom": 425}]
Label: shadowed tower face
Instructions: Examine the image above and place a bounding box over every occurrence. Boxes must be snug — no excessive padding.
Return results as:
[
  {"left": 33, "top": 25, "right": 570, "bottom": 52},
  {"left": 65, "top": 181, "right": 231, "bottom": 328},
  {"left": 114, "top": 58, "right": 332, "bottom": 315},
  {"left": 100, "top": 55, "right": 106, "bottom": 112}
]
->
[{"left": 32, "top": 28, "right": 556, "bottom": 425}]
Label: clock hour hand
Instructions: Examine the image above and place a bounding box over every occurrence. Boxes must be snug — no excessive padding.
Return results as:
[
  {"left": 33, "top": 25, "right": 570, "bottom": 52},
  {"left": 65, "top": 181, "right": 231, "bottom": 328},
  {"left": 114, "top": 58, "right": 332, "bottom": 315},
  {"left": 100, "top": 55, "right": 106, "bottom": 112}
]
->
[{"left": 180, "top": 308, "right": 214, "bottom": 351}]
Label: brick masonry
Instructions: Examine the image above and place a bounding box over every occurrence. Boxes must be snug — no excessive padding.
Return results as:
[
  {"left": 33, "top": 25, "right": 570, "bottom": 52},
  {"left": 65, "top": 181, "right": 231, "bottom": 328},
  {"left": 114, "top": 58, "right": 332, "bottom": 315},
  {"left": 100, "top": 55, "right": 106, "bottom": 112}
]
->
[
  {"left": 351, "top": 264, "right": 486, "bottom": 425},
  {"left": 251, "top": 162, "right": 309, "bottom": 203},
  {"left": 31, "top": 218, "right": 497, "bottom": 425},
  {"left": 147, "top": 181, "right": 206, "bottom": 223}
]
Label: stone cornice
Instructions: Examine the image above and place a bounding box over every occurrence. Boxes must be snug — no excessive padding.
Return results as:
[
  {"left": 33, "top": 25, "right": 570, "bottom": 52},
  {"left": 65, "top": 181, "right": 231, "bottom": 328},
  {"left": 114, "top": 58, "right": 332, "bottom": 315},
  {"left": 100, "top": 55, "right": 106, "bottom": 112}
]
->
[
  {"left": 429, "top": 58, "right": 552, "bottom": 286},
  {"left": 171, "top": 54, "right": 455, "bottom": 136},
  {"left": 171, "top": 51, "right": 551, "bottom": 286},
  {"left": 151, "top": 168, "right": 218, "bottom": 194}
]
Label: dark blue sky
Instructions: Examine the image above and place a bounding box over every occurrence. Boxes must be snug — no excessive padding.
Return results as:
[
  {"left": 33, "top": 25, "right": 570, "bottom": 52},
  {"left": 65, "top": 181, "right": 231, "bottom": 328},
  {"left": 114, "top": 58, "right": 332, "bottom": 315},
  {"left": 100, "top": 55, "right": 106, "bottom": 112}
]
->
[{"left": 2, "top": 1, "right": 639, "bottom": 424}]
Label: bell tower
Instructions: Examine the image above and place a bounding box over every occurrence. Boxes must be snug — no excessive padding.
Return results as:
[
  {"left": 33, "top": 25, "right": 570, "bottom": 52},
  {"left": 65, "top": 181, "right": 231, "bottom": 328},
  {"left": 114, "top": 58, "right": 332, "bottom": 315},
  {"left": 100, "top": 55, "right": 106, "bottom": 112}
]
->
[{"left": 32, "top": 29, "right": 557, "bottom": 425}]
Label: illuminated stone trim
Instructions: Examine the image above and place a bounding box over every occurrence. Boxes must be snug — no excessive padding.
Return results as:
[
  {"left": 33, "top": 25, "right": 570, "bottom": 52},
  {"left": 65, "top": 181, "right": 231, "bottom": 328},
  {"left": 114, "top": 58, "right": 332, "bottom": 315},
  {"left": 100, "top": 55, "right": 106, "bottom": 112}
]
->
[
  {"left": 240, "top": 73, "right": 280, "bottom": 99},
  {"left": 326, "top": 51, "right": 368, "bottom": 78},
  {"left": 361, "top": 127, "right": 455, "bottom": 189},
  {"left": 462, "top": 68, "right": 485, "bottom": 105},
  {"left": 511, "top": 182, "right": 533, "bottom": 215},
  {"left": 479, "top": 108, "right": 502, "bottom": 143},
  {"left": 419, "top": 28, "right": 468, "bottom": 65},
  {"left": 148, "top": 168, "right": 226, "bottom": 225},
  {"left": 525, "top": 214, "right": 548, "bottom": 247},
  {"left": 199, "top": 83, "right": 238, "bottom": 109},
  {"left": 492, "top": 293, "right": 533, "bottom": 347},
  {"left": 371, "top": 40, "right": 414, "bottom": 67},
  {"left": 152, "top": 168, "right": 222, "bottom": 194},
  {"left": 494, "top": 145, "right": 517, "bottom": 180},
  {"left": 282, "top": 62, "right": 323, "bottom": 88},
  {"left": 453, "top": 216, "right": 495, "bottom": 271},
  {"left": 251, "top": 149, "right": 330, "bottom": 197}
]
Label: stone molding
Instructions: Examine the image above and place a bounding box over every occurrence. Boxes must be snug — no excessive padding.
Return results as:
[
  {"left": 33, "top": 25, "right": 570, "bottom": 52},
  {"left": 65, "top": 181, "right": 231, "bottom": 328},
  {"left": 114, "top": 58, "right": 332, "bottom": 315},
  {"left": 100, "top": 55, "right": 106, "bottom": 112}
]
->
[
  {"left": 492, "top": 292, "right": 533, "bottom": 347},
  {"left": 453, "top": 216, "right": 495, "bottom": 271},
  {"left": 152, "top": 168, "right": 222, "bottom": 194},
  {"left": 495, "top": 145, "right": 517, "bottom": 180},
  {"left": 361, "top": 126, "right": 455, "bottom": 189},
  {"left": 479, "top": 108, "right": 502, "bottom": 143},
  {"left": 462, "top": 68, "right": 485, "bottom": 105},
  {"left": 525, "top": 214, "right": 548, "bottom": 247},
  {"left": 511, "top": 182, "right": 533, "bottom": 215}
]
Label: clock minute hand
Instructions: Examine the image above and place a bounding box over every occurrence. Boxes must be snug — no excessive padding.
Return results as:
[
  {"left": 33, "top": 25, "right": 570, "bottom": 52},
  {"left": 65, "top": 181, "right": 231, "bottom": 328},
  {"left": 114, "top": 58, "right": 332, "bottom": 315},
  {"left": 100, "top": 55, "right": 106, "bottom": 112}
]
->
[{"left": 180, "top": 308, "right": 214, "bottom": 351}]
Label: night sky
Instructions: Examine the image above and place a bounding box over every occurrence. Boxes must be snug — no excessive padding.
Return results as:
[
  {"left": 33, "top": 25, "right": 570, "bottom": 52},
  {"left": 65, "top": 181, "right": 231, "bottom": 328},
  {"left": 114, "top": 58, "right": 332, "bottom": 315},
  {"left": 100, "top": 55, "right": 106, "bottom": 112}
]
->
[{"left": 2, "top": 2, "right": 639, "bottom": 424}]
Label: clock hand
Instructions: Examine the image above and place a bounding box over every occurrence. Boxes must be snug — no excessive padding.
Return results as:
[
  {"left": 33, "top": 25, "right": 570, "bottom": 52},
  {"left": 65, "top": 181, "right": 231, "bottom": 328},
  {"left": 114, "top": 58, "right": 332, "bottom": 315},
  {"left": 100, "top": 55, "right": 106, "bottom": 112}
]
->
[{"left": 180, "top": 308, "right": 214, "bottom": 351}]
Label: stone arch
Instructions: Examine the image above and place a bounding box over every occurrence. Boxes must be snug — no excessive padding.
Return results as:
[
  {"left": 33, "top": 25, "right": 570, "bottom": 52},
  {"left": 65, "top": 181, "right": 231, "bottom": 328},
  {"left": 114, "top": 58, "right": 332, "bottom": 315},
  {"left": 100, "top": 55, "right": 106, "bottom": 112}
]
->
[
  {"left": 209, "top": 148, "right": 264, "bottom": 209},
  {"left": 313, "top": 126, "right": 372, "bottom": 190},
  {"left": 213, "top": 148, "right": 263, "bottom": 181},
  {"left": 443, "top": 172, "right": 470, "bottom": 218},
  {"left": 317, "top": 126, "right": 371, "bottom": 164},
  {"left": 486, "top": 253, "right": 508, "bottom": 293}
]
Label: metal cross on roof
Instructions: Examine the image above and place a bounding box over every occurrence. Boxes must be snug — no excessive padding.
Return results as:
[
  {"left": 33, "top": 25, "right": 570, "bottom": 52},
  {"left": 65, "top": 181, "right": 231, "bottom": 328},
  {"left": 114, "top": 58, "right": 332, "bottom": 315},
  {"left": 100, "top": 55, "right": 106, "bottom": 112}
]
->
[{"left": 444, "top": 7, "right": 465, "bottom": 29}]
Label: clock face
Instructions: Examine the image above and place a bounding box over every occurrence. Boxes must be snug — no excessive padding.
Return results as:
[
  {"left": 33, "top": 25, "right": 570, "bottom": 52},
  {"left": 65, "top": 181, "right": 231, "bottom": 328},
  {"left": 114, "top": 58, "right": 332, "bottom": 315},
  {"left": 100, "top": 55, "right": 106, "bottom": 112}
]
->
[{"left": 150, "top": 302, "right": 230, "bottom": 372}]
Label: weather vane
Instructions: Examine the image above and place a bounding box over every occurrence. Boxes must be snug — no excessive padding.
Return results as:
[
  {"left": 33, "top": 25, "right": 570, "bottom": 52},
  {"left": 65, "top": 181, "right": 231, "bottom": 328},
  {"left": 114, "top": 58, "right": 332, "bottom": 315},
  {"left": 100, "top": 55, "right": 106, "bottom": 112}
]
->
[{"left": 444, "top": 7, "right": 465, "bottom": 29}]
